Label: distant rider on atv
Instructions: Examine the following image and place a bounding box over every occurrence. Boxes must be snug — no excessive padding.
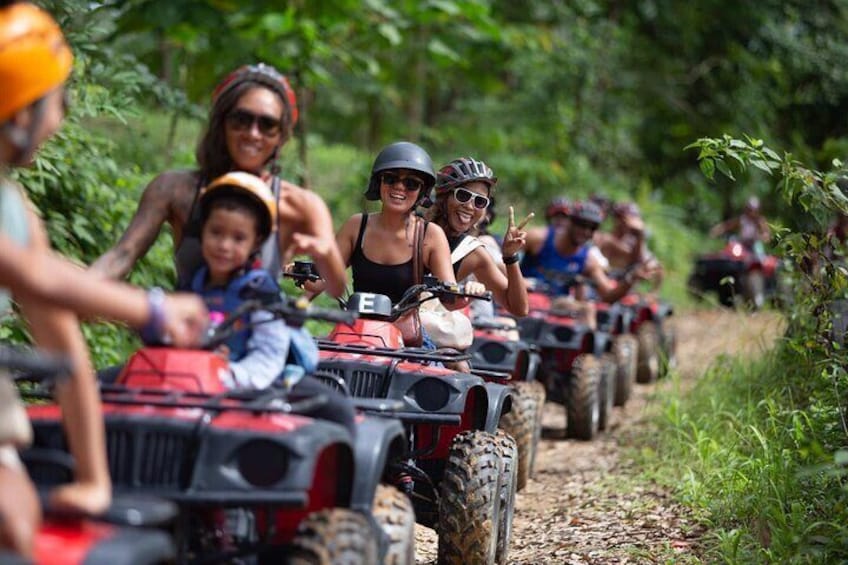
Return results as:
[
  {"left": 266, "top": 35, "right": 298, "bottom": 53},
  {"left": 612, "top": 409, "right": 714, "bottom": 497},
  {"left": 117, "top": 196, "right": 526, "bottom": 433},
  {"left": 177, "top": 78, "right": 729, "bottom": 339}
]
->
[
  {"left": 595, "top": 201, "right": 664, "bottom": 289},
  {"left": 545, "top": 197, "right": 572, "bottom": 231},
  {"left": 522, "top": 200, "right": 647, "bottom": 306},
  {"left": 709, "top": 196, "right": 771, "bottom": 257}
]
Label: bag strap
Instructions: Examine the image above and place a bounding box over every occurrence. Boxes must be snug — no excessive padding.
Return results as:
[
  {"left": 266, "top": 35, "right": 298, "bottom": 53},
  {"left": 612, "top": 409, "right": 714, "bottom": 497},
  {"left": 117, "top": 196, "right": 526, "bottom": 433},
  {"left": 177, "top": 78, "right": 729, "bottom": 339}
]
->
[
  {"left": 450, "top": 235, "right": 485, "bottom": 265},
  {"left": 412, "top": 217, "right": 425, "bottom": 285}
]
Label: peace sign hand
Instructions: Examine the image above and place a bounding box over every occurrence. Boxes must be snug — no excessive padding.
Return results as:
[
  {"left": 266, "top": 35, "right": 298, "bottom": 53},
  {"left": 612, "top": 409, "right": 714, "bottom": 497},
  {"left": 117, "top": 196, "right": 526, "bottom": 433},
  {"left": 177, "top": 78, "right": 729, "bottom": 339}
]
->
[{"left": 502, "top": 206, "right": 534, "bottom": 258}]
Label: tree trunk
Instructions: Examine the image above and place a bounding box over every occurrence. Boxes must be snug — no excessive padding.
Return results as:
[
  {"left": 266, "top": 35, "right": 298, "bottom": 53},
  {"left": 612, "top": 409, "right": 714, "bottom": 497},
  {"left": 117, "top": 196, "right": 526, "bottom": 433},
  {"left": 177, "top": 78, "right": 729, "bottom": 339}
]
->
[
  {"left": 366, "top": 95, "right": 382, "bottom": 152},
  {"left": 407, "top": 25, "right": 429, "bottom": 141},
  {"left": 159, "top": 29, "right": 178, "bottom": 162},
  {"left": 295, "top": 72, "right": 311, "bottom": 189}
]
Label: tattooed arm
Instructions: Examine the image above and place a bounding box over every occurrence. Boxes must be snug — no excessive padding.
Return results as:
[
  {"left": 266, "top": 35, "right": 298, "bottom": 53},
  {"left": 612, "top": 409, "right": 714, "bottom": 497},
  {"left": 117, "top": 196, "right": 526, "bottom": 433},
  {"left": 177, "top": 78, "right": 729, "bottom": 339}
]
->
[{"left": 91, "top": 171, "right": 195, "bottom": 280}]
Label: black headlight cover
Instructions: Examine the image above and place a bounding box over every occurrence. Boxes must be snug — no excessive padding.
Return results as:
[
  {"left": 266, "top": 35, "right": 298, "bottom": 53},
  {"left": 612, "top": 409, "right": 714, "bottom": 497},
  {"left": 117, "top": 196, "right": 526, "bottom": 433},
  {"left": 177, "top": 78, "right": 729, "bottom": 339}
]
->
[
  {"left": 553, "top": 325, "right": 574, "bottom": 343},
  {"left": 408, "top": 377, "right": 452, "bottom": 412},
  {"left": 235, "top": 439, "right": 289, "bottom": 488},
  {"left": 478, "top": 341, "right": 511, "bottom": 365}
]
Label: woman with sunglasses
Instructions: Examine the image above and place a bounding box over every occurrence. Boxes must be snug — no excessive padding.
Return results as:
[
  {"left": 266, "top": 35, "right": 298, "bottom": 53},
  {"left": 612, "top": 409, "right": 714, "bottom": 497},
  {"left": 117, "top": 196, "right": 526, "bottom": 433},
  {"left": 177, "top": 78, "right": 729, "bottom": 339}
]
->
[
  {"left": 425, "top": 157, "right": 531, "bottom": 318},
  {"left": 306, "top": 142, "right": 478, "bottom": 344},
  {"left": 522, "top": 200, "right": 645, "bottom": 303},
  {"left": 92, "top": 63, "right": 346, "bottom": 298}
]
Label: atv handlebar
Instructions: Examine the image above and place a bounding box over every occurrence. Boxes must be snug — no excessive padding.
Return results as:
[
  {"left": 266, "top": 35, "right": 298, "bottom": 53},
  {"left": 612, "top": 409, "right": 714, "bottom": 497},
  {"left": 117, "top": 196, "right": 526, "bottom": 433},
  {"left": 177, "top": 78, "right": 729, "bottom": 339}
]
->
[
  {"left": 204, "top": 295, "right": 357, "bottom": 351},
  {"left": 391, "top": 276, "right": 492, "bottom": 319},
  {"left": 527, "top": 272, "right": 588, "bottom": 294},
  {"left": 0, "top": 345, "right": 72, "bottom": 382}
]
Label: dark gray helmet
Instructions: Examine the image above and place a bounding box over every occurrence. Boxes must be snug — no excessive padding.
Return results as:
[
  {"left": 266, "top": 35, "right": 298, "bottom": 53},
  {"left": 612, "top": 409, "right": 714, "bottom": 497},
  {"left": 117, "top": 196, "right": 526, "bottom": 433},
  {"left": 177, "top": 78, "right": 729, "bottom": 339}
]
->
[
  {"left": 568, "top": 200, "right": 605, "bottom": 226},
  {"left": 364, "top": 141, "right": 436, "bottom": 201}
]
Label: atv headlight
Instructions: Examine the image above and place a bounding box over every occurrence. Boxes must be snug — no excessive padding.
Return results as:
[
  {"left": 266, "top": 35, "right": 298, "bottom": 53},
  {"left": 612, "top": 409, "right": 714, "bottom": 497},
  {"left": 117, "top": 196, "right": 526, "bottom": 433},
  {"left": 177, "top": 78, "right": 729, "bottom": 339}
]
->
[
  {"left": 553, "top": 326, "right": 574, "bottom": 342},
  {"left": 408, "top": 378, "right": 451, "bottom": 412},
  {"left": 478, "top": 341, "right": 510, "bottom": 365},
  {"left": 235, "top": 440, "right": 289, "bottom": 488}
]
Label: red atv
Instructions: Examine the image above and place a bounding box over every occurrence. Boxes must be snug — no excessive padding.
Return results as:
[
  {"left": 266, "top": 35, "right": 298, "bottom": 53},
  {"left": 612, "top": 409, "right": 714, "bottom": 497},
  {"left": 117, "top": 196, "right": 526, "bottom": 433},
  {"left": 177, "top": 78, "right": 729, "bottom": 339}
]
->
[
  {"left": 22, "top": 294, "right": 413, "bottom": 564},
  {"left": 593, "top": 300, "right": 639, "bottom": 408},
  {"left": 301, "top": 272, "right": 517, "bottom": 565},
  {"left": 0, "top": 345, "right": 176, "bottom": 565},
  {"left": 467, "top": 316, "right": 544, "bottom": 491},
  {"left": 27, "top": 497, "right": 175, "bottom": 565},
  {"left": 618, "top": 291, "right": 676, "bottom": 384},
  {"left": 515, "top": 279, "right": 606, "bottom": 441},
  {"left": 688, "top": 237, "right": 779, "bottom": 309}
]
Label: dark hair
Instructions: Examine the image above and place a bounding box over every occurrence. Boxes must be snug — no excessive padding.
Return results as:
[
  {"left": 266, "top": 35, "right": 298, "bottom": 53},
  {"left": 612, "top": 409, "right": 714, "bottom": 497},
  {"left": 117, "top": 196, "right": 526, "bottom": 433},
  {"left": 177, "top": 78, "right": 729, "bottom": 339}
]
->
[
  {"left": 478, "top": 195, "right": 497, "bottom": 235},
  {"left": 200, "top": 192, "right": 270, "bottom": 245},
  {"left": 196, "top": 81, "right": 292, "bottom": 181},
  {"left": 425, "top": 191, "right": 451, "bottom": 232}
]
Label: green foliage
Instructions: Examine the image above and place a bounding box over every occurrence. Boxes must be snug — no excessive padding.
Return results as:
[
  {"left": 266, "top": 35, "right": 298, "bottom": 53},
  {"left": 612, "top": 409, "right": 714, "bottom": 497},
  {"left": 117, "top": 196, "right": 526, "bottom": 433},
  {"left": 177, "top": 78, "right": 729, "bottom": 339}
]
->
[
  {"left": 6, "top": 8, "right": 845, "bottom": 556},
  {"left": 7, "top": 0, "right": 198, "bottom": 365},
  {"left": 643, "top": 347, "right": 848, "bottom": 563},
  {"left": 639, "top": 134, "right": 848, "bottom": 562}
]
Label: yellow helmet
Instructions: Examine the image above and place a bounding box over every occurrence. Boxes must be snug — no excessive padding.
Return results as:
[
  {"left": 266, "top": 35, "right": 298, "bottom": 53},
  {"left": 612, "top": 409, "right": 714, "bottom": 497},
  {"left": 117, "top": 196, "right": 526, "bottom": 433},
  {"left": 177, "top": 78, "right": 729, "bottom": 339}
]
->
[
  {"left": 0, "top": 2, "right": 73, "bottom": 123},
  {"left": 200, "top": 172, "right": 277, "bottom": 241}
]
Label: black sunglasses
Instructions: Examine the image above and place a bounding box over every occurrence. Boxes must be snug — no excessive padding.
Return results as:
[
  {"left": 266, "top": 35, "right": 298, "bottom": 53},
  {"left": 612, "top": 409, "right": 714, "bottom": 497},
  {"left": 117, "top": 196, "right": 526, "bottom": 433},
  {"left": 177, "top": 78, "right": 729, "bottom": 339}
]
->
[
  {"left": 381, "top": 172, "right": 424, "bottom": 192},
  {"left": 226, "top": 108, "right": 282, "bottom": 137},
  {"left": 571, "top": 218, "right": 599, "bottom": 231},
  {"left": 453, "top": 187, "right": 490, "bottom": 210}
]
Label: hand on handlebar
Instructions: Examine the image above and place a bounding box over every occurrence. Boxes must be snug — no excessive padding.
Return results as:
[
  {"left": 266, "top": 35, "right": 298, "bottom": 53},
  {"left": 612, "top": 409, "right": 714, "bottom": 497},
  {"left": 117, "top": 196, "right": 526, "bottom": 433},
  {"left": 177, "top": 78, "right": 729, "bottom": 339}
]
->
[
  {"left": 462, "top": 280, "right": 488, "bottom": 297},
  {"left": 284, "top": 261, "right": 324, "bottom": 296},
  {"left": 424, "top": 278, "right": 493, "bottom": 311},
  {"left": 161, "top": 293, "right": 209, "bottom": 348},
  {"left": 213, "top": 344, "right": 230, "bottom": 360},
  {"left": 439, "top": 280, "right": 488, "bottom": 310},
  {"left": 623, "top": 262, "right": 653, "bottom": 286}
]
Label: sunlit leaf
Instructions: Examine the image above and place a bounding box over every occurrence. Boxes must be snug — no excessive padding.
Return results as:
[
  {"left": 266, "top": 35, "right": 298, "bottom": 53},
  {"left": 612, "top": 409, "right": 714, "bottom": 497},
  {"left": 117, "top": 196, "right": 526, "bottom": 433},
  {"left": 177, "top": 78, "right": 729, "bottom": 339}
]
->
[
  {"left": 715, "top": 159, "right": 736, "bottom": 180},
  {"left": 377, "top": 23, "right": 402, "bottom": 45}
]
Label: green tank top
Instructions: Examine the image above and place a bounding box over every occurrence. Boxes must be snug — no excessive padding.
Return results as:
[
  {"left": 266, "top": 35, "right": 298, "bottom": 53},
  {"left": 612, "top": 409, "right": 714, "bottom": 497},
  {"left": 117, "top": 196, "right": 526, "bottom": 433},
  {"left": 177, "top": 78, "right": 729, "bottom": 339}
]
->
[{"left": 0, "top": 180, "right": 31, "bottom": 314}]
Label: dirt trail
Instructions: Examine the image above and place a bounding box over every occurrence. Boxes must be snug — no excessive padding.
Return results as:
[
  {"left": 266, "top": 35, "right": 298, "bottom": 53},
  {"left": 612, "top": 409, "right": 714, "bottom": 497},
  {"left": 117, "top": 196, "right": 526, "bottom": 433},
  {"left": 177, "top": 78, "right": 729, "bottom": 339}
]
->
[{"left": 415, "top": 309, "right": 784, "bottom": 564}]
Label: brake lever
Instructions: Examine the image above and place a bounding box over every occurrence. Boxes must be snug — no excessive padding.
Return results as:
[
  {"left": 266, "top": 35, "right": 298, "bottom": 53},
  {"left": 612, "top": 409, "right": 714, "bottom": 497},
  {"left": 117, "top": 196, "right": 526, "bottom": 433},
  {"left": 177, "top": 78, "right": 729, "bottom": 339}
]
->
[{"left": 283, "top": 271, "right": 322, "bottom": 288}]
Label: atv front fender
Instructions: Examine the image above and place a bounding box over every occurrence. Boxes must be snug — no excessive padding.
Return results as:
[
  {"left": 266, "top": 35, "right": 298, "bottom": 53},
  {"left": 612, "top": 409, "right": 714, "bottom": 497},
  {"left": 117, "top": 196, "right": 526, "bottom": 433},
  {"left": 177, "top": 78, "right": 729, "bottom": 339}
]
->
[
  {"left": 482, "top": 382, "right": 514, "bottom": 433},
  {"left": 516, "top": 348, "right": 541, "bottom": 382},
  {"left": 350, "top": 416, "right": 407, "bottom": 514},
  {"left": 594, "top": 330, "right": 612, "bottom": 356}
]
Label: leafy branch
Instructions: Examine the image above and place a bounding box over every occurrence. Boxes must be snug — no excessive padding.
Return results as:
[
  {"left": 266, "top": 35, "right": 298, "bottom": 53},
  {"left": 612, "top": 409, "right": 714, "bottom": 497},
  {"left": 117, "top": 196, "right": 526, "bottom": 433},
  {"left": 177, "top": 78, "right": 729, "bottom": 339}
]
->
[{"left": 686, "top": 134, "right": 848, "bottom": 223}]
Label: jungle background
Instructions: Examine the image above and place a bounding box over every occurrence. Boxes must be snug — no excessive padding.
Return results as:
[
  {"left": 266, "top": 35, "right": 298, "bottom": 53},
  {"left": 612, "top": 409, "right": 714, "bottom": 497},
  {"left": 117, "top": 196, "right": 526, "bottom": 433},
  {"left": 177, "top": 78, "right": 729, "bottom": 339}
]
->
[{"left": 9, "top": 0, "right": 848, "bottom": 562}]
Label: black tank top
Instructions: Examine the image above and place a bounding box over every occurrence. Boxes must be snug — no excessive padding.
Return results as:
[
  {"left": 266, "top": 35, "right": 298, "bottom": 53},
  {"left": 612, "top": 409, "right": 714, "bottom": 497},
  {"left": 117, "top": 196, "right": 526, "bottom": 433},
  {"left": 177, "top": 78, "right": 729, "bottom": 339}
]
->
[
  {"left": 350, "top": 214, "right": 424, "bottom": 304},
  {"left": 174, "top": 175, "right": 282, "bottom": 290}
]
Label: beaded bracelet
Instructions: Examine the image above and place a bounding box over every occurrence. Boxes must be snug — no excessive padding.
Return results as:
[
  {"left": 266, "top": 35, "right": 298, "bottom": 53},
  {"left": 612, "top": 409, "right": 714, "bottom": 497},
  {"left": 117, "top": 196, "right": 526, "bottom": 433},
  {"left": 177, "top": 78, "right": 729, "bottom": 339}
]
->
[{"left": 139, "top": 287, "right": 166, "bottom": 344}]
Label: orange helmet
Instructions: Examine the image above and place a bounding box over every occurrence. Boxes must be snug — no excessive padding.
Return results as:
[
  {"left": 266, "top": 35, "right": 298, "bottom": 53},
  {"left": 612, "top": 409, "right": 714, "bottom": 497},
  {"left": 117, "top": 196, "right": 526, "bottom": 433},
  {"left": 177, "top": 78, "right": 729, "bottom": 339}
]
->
[
  {"left": 200, "top": 172, "right": 277, "bottom": 241},
  {"left": 0, "top": 2, "right": 73, "bottom": 123}
]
